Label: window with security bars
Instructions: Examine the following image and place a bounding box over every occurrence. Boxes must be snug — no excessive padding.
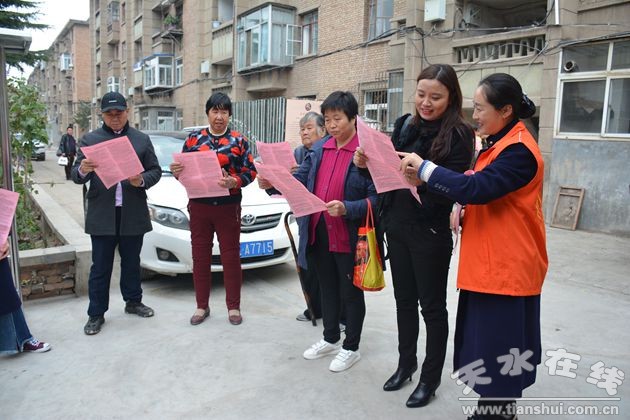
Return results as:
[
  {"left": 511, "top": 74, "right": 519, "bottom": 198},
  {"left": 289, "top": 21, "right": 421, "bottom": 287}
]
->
[{"left": 363, "top": 90, "right": 388, "bottom": 131}]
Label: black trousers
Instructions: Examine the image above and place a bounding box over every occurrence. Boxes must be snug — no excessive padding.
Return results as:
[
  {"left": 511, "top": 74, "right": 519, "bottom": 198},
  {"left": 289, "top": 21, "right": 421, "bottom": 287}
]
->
[
  {"left": 87, "top": 208, "right": 144, "bottom": 317},
  {"left": 386, "top": 220, "right": 452, "bottom": 385},
  {"left": 310, "top": 219, "right": 365, "bottom": 351},
  {"left": 64, "top": 154, "right": 75, "bottom": 180}
]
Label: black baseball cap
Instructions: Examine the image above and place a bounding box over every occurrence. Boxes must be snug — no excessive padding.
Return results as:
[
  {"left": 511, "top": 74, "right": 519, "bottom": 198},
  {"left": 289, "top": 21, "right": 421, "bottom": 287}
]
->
[{"left": 101, "top": 91, "right": 127, "bottom": 112}]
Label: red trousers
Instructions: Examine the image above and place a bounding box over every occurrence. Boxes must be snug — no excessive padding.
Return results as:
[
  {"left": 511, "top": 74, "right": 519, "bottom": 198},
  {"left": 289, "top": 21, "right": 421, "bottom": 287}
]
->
[{"left": 188, "top": 201, "right": 242, "bottom": 310}]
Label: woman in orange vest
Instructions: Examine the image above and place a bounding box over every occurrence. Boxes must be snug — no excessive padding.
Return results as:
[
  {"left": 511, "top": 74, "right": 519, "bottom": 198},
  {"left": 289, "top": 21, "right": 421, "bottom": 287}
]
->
[{"left": 400, "top": 73, "right": 548, "bottom": 420}]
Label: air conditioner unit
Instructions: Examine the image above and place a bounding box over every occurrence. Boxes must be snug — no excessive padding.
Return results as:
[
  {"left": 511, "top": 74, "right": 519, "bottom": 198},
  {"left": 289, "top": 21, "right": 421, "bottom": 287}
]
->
[
  {"left": 200, "top": 60, "right": 210, "bottom": 74},
  {"left": 425, "top": 0, "right": 446, "bottom": 22},
  {"left": 463, "top": 3, "right": 484, "bottom": 27}
]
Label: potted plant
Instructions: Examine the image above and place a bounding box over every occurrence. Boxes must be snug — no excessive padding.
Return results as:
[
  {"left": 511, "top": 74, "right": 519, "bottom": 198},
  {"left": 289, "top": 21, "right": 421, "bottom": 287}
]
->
[{"left": 163, "top": 15, "right": 180, "bottom": 30}]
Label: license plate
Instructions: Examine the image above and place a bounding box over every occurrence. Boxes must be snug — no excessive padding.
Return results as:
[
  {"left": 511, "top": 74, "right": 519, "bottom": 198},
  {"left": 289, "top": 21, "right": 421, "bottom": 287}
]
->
[{"left": 240, "top": 240, "right": 274, "bottom": 258}]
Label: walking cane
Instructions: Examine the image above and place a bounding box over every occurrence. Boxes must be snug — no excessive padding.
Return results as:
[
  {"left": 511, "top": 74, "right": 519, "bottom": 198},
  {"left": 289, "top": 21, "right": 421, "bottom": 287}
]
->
[{"left": 283, "top": 212, "right": 317, "bottom": 326}]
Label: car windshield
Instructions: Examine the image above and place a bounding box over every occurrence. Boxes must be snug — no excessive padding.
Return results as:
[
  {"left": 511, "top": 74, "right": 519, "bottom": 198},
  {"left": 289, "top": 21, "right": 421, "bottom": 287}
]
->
[{"left": 150, "top": 135, "right": 184, "bottom": 173}]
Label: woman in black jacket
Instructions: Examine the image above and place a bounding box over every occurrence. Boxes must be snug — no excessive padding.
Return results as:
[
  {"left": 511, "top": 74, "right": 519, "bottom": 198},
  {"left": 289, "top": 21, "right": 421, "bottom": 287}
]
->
[{"left": 355, "top": 64, "right": 474, "bottom": 408}]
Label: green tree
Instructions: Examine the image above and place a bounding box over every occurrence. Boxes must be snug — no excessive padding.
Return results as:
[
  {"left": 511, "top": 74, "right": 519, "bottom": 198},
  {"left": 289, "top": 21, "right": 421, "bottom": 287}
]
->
[
  {"left": 74, "top": 100, "right": 92, "bottom": 133},
  {"left": 7, "top": 77, "right": 49, "bottom": 249},
  {"left": 0, "top": 0, "right": 49, "bottom": 70}
]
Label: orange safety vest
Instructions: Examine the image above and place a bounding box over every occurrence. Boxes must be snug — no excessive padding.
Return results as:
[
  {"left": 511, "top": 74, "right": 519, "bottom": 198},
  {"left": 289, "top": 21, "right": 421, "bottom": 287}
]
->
[{"left": 457, "top": 121, "right": 548, "bottom": 296}]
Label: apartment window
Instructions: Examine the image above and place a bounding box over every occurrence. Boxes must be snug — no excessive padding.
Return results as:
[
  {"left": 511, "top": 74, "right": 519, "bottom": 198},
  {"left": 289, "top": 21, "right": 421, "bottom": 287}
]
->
[
  {"left": 134, "top": 0, "right": 142, "bottom": 17},
  {"left": 176, "top": 109, "right": 183, "bottom": 131},
  {"left": 121, "top": 41, "right": 127, "bottom": 62},
  {"left": 363, "top": 90, "right": 388, "bottom": 131},
  {"left": 144, "top": 55, "right": 173, "bottom": 90},
  {"left": 236, "top": 4, "right": 296, "bottom": 72},
  {"left": 157, "top": 111, "right": 175, "bottom": 131},
  {"left": 558, "top": 40, "right": 630, "bottom": 138},
  {"left": 216, "top": 0, "right": 234, "bottom": 22},
  {"left": 368, "top": 0, "right": 393, "bottom": 40},
  {"left": 60, "top": 53, "right": 72, "bottom": 71},
  {"left": 301, "top": 10, "right": 318, "bottom": 56},
  {"left": 108, "top": 1, "right": 120, "bottom": 24},
  {"left": 107, "top": 76, "right": 120, "bottom": 92},
  {"left": 175, "top": 57, "right": 183, "bottom": 86},
  {"left": 121, "top": 2, "right": 126, "bottom": 22},
  {"left": 141, "top": 110, "right": 149, "bottom": 130},
  {"left": 121, "top": 75, "right": 126, "bottom": 95},
  {"left": 387, "top": 71, "right": 403, "bottom": 131}
]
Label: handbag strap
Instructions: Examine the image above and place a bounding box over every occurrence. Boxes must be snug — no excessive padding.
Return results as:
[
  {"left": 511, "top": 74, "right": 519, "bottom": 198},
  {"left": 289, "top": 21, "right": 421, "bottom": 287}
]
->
[{"left": 364, "top": 198, "right": 374, "bottom": 229}]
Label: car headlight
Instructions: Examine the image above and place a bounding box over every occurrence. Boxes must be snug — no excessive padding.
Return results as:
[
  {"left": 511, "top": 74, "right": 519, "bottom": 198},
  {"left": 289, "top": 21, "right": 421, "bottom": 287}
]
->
[{"left": 148, "top": 204, "right": 189, "bottom": 230}]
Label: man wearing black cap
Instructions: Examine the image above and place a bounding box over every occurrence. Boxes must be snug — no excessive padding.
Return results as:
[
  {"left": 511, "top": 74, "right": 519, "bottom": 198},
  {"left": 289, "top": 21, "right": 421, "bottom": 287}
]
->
[
  {"left": 58, "top": 125, "right": 77, "bottom": 180},
  {"left": 71, "top": 91, "right": 161, "bottom": 335}
]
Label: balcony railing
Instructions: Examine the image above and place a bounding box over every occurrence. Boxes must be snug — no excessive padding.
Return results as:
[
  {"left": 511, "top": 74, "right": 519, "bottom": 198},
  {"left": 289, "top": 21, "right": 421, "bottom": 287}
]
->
[
  {"left": 133, "top": 68, "right": 143, "bottom": 87},
  {"left": 452, "top": 27, "right": 546, "bottom": 64},
  {"left": 212, "top": 24, "right": 233, "bottom": 65}
]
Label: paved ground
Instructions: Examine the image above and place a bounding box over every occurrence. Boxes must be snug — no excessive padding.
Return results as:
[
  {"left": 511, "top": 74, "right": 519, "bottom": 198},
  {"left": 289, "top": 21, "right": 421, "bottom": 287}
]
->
[{"left": 1, "top": 149, "right": 629, "bottom": 419}]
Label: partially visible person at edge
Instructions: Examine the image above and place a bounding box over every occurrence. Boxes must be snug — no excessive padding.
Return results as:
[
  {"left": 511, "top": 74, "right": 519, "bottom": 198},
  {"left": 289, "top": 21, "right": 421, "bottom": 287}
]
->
[
  {"left": 170, "top": 92, "right": 257, "bottom": 327},
  {"left": 292, "top": 111, "right": 327, "bottom": 323},
  {"left": 259, "top": 91, "right": 377, "bottom": 372},
  {"left": 293, "top": 111, "right": 326, "bottom": 166},
  {"left": 354, "top": 64, "right": 474, "bottom": 408},
  {"left": 72, "top": 91, "right": 161, "bottom": 336},
  {"left": 58, "top": 125, "right": 77, "bottom": 180},
  {"left": 400, "top": 73, "right": 547, "bottom": 420},
  {"left": 0, "top": 240, "right": 51, "bottom": 354}
]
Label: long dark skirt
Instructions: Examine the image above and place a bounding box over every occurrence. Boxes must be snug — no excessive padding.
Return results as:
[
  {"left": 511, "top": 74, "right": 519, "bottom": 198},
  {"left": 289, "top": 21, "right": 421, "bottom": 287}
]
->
[{"left": 453, "top": 290, "right": 541, "bottom": 398}]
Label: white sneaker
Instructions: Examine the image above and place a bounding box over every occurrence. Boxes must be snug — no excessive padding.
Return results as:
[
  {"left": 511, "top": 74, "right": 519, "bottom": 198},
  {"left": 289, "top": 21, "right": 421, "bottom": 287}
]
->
[
  {"left": 329, "top": 349, "right": 361, "bottom": 372},
  {"left": 303, "top": 339, "right": 341, "bottom": 360}
]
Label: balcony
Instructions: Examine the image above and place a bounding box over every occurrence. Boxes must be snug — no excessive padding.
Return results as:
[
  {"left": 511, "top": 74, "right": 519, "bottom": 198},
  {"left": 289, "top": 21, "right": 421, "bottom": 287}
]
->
[
  {"left": 212, "top": 24, "right": 233, "bottom": 65},
  {"left": 107, "top": 21, "right": 120, "bottom": 44},
  {"left": 62, "top": 66, "right": 73, "bottom": 78},
  {"left": 452, "top": 27, "right": 546, "bottom": 65},
  {"left": 133, "top": 67, "right": 143, "bottom": 88},
  {"left": 107, "top": 59, "right": 121, "bottom": 74}
]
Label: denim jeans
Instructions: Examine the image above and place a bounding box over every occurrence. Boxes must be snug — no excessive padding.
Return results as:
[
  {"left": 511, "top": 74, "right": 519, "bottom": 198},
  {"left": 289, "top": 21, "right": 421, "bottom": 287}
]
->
[{"left": 0, "top": 307, "right": 33, "bottom": 354}]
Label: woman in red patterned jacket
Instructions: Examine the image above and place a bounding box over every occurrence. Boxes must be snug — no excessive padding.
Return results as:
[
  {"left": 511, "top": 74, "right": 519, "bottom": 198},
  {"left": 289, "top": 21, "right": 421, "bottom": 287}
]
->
[{"left": 170, "top": 93, "right": 257, "bottom": 326}]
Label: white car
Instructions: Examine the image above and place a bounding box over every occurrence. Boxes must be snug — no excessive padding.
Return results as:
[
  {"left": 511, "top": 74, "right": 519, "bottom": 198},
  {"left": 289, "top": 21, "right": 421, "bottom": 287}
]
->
[{"left": 139, "top": 132, "right": 298, "bottom": 275}]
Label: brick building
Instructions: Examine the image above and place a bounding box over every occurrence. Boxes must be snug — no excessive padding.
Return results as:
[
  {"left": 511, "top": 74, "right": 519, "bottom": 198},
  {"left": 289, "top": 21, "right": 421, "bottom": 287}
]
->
[
  {"left": 30, "top": 0, "right": 630, "bottom": 234},
  {"left": 28, "top": 20, "right": 92, "bottom": 142}
]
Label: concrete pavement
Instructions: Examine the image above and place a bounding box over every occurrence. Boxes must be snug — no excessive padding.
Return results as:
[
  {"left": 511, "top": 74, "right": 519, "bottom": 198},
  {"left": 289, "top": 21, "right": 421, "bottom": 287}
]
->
[{"left": 1, "top": 149, "right": 629, "bottom": 419}]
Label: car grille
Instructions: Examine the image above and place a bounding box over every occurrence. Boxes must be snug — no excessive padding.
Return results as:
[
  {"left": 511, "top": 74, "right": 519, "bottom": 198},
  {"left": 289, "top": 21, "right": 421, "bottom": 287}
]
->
[
  {"left": 240, "top": 213, "right": 282, "bottom": 233},
  {"left": 211, "top": 248, "right": 289, "bottom": 265}
]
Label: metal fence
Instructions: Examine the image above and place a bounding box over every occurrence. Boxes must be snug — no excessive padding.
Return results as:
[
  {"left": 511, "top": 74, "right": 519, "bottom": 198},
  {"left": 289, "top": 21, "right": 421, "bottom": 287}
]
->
[{"left": 231, "top": 96, "right": 286, "bottom": 157}]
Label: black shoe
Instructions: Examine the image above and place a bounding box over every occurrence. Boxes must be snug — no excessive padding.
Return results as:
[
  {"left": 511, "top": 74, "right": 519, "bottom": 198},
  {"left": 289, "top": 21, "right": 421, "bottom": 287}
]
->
[
  {"left": 84, "top": 316, "right": 105, "bottom": 335},
  {"left": 125, "top": 301, "right": 154, "bottom": 317},
  {"left": 406, "top": 381, "right": 440, "bottom": 408},
  {"left": 296, "top": 311, "right": 311, "bottom": 322},
  {"left": 383, "top": 364, "right": 418, "bottom": 391}
]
